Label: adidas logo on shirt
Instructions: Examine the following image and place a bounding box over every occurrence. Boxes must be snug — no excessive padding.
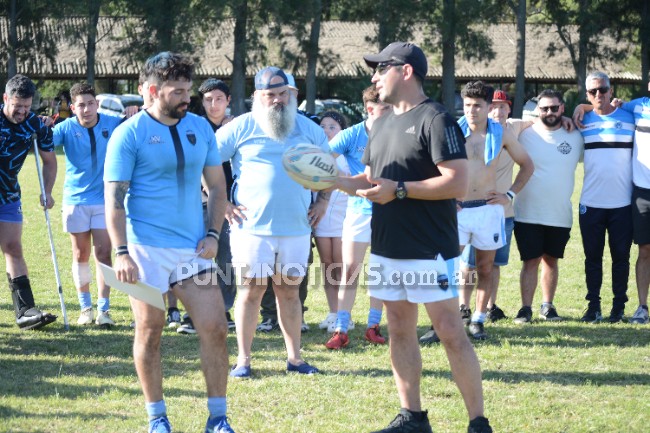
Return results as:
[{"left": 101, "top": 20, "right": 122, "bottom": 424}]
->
[{"left": 405, "top": 125, "right": 416, "bottom": 134}]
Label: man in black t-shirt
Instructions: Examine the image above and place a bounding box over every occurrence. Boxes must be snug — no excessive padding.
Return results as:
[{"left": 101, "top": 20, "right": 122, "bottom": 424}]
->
[{"left": 336, "top": 42, "right": 492, "bottom": 433}]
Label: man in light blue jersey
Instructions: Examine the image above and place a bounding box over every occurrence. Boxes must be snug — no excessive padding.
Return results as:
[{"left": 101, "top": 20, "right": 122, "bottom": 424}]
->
[
  {"left": 53, "top": 82, "right": 122, "bottom": 327},
  {"left": 104, "top": 52, "right": 235, "bottom": 433},
  {"left": 218, "top": 66, "right": 329, "bottom": 378},
  {"left": 576, "top": 71, "right": 635, "bottom": 324},
  {"left": 325, "top": 84, "right": 392, "bottom": 349}
]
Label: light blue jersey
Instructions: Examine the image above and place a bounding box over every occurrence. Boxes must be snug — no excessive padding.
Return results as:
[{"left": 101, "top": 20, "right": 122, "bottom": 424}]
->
[
  {"left": 621, "top": 98, "right": 650, "bottom": 188},
  {"left": 217, "top": 113, "right": 329, "bottom": 236},
  {"left": 579, "top": 108, "right": 635, "bottom": 208},
  {"left": 53, "top": 114, "right": 122, "bottom": 205},
  {"left": 104, "top": 110, "right": 221, "bottom": 248},
  {"left": 329, "top": 121, "right": 372, "bottom": 215}
]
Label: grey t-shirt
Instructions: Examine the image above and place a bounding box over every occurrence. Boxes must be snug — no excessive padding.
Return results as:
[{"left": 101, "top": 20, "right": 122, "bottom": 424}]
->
[{"left": 362, "top": 99, "right": 466, "bottom": 260}]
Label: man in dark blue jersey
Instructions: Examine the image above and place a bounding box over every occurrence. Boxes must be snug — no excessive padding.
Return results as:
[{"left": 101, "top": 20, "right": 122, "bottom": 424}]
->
[{"left": 0, "top": 74, "right": 58, "bottom": 330}]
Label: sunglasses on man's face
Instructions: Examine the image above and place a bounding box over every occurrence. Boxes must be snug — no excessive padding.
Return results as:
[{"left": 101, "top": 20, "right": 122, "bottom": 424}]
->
[
  {"left": 586, "top": 86, "right": 610, "bottom": 96},
  {"left": 375, "top": 62, "right": 405, "bottom": 75},
  {"left": 538, "top": 105, "right": 561, "bottom": 113}
]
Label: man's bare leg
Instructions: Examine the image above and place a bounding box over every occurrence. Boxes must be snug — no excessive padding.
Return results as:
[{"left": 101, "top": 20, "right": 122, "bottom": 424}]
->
[
  {"left": 273, "top": 274, "right": 307, "bottom": 365},
  {"left": 233, "top": 277, "right": 267, "bottom": 368},
  {"left": 130, "top": 296, "right": 166, "bottom": 402}
]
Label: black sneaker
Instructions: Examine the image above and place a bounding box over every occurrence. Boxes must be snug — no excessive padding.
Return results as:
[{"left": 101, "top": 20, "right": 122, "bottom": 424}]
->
[
  {"left": 468, "top": 321, "right": 488, "bottom": 340},
  {"left": 371, "top": 408, "right": 433, "bottom": 433},
  {"left": 608, "top": 307, "right": 624, "bottom": 323},
  {"left": 514, "top": 306, "right": 533, "bottom": 324},
  {"left": 468, "top": 416, "right": 493, "bottom": 433},
  {"left": 167, "top": 307, "right": 181, "bottom": 328},
  {"left": 256, "top": 317, "right": 279, "bottom": 332},
  {"left": 177, "top": 314, "right": 197, "bottom": 334},
  {"left": 460, "top": 304, "right": 472, "bottom": 326},
  {"left": 419, "top": 326, "right": 440, "bottom": 345},
  {"left": 539, "top": 304, "right": 562, "bottom": 321},
  {"left": 225, "top": 311, "right": 236, "bottom": 330},
  {"left": 487, "top": 304, "right": 507, "bottom": 322},
  {"left": 581, "top": 306, "right": 603, "bottom": 323}
]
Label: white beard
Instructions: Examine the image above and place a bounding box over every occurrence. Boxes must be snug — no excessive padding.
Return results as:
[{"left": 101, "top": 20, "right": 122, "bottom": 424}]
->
[{"left": 252, "top": 95, "right": 297, "bottom": 141}]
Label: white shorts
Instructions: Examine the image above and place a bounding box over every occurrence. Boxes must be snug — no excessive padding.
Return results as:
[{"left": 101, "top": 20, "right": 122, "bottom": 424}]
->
[
  {"left": 314, "top": 190, "right": 348, "bottom": 238},
  {"left": 341, "top": 212, "right": 371, "bottom": 243},
  {"left": 458, "top": 204, "right": 506, "bottom": 250},
  {"left": 367, "top": 253, "right": 459, "bottom": 304},
  {"left": 130, "top": 244, "right": 216, "bottom": 294},
  {"left": 230, "top": 230, "right": 310, "bottom": 278},
  {"left": 62, "top": 204, "right": 107, "bottom": 233}
]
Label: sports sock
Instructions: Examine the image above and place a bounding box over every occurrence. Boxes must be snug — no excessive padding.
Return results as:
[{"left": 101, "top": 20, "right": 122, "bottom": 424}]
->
[
  {"left": 367, "top": 308, "right": 382, "bottom": 328},
  {"left": 207, "top": 396, "right": 227, "bottom": 419},
  {"left": 146, "top": 400, "right": 166, "bottom": 420},
  {"left": 97, "top": 297, "right": 109, "bottom": 312},
  {"left": 471, "top": 311, "right": 487, "bottom": 323},
  {"left": 78, "top": 292, "right": 92, "bottom": 310},
  {"left": 335, "top": 310, "right": 351, "bottom": 333}
]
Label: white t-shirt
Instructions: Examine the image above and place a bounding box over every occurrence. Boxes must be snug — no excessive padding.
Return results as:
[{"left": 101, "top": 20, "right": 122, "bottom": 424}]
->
[{"left": 515, "top": 124, "right": 584, "bottom": 228}]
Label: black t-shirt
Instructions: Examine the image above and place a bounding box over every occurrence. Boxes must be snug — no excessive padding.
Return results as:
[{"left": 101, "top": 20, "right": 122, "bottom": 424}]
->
[
  {"left": 362, "top": 99, "right": 466, "bottom": 260},
  {"left": 204, "top": 116, "right": 233, "bottom": 201}
]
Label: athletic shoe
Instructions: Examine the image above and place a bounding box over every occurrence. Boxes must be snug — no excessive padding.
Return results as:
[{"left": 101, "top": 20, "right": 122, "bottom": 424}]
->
[
  {"left": 487, "top": 304, "right": 507, "bottom": 322},
  {"left": 325, "top": 331, "right": 349, "bottom": 349},
  {"left": 460, "top": 304, "right": 472, "bottom": 326},
  {"left": 539, "top": 304, "right": 562, "bottom": 321},
  {"left": 318, "top": 312, "right": 337, "bottom": 330},
  {"left": 149, "top": 416, "right": 172, "bottom": 433},
  {"left": 177, "top": 314, "right": 197, "bottom": 334},
  {"left": 229, "top": 364, "right": 251, "bottom": 379},
  {"left": 629, "top": 305, "right": 649, "bottom": 324},
  {"left": 513, "top": 306, "right": 533, "bottom": 324},
  {"left": 225, "top": 311, "right": 236, "bottom": 330},
  {"left": 581, "top": 306, "right": 603, "bottom": 323},
  {"left": 256, "top": 318, "right": 279, "bottom": 332},
  {"left": 77, "top": 307, "right": 94, "bottom": 325},
  {"left": 419, "top": 326, "right": 440, "bottom": 345},
  {"left": 327, "top": 319, "right": 355, "bottom": 333},
  {"left": 371, "top": 408, "right": 433, "bottom": 433},
  {"left": 95, "top": 310, "right": 115, "bottom": 327},
  {"left": 167, "top": 307, "right": 181, "bottom": 328},
  {"left": 287, "top": 360, "right": 319, "bottom": 374},
  {"left": 205, "top": 415, "right": 235, "bottom": 433},
  {"left": 468, "top": 416, "right": 493, "bottom": 433},
  {"left": 468, "top": 321, "right": 488, "bottom": 340},
  {"left": 301, "top": 320, "right": 310, "bottom": 333},
  {"left": 608, "top": 307, "right": 625, "bottom": 323},
  {"left": 365, "top": 324, "right": 387, "bottom": 344}
]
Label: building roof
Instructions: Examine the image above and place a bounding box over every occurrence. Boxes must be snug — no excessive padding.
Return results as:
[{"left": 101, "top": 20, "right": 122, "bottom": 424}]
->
[{"left": 0, "top": 17, "right": 641, "bottom": 82}]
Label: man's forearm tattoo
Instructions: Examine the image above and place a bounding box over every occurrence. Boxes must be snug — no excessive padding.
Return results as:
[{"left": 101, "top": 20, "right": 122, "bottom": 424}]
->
[
  {"left": 109, "top": 181, "right": 130, "bottom": 209},
  {"left": 317, "top": 190, "right": 331, "bottom": 201}
]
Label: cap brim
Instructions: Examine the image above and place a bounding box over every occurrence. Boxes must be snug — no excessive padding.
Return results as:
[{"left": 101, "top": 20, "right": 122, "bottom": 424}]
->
[
  {"left": 493, "top": 100, "right": 512, "bottom": 105},
  {"left": 363, "top": 53, "right": 392, "bottom": 69}
]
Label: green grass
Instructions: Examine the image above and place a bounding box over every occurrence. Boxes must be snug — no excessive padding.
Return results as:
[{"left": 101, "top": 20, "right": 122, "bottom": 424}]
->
[{"left": 1, "top": 157, "right": 649, "bottom": 432}]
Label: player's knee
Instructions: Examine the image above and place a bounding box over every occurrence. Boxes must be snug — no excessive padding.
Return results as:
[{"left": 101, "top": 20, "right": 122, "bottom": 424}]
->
[
  {"left": 72, "top": 262, "right": 92, "bottom": 289},
  {"left": 2, "top": 238, "right": 23, "bottom": 257}
]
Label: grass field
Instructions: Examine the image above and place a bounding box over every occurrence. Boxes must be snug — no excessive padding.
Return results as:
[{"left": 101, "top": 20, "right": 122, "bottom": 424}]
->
[{"left": 0, "top": 156, "right": 648, "bottom": 433}]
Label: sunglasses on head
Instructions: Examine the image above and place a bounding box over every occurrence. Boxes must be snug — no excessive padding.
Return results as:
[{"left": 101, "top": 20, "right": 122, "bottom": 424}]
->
[
  {"left": 538, "top": 105, "right": 561, "bottom": 113},
  {"left": 375, "top": 62, "right": 405, "bottom": 75},
  {"left": 586, "top": 86, "right": 610, "bottom": 96}
]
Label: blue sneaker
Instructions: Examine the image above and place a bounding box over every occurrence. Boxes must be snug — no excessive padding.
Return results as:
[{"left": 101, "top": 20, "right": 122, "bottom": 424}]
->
[
  {"left": 287, "top": 360, "right": 319, "bottom": 375},
  {"left": 229, "top": 364, "right": 251, "bottom": 378},
  {"left": 205, "top": 415, "right": 236, "bottom": 433},
  {"left": 149, "top": 416, "right": 172, "bottom": 433}
]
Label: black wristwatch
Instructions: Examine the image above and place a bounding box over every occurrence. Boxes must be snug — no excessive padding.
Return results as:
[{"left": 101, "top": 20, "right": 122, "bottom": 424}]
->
[{"left": 395, "top": 181, "right": 407, "bottom": 200}]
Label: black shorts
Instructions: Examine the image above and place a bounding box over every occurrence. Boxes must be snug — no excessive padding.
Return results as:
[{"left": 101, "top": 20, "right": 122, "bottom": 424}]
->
[
  {"left": 514, "top": 222, "right": 571, "bottom": 261},
  {"left": 632, "top": 185, "right": 650, "bottom": 245}
]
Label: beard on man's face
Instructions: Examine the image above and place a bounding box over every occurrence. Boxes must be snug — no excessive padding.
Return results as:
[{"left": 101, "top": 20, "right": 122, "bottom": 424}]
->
[
  {"left": 541, "top": 114, "right": 562, "bottom": 128},
  {"left": 252, "top": 95, "right": 297, "bottom": 141}
]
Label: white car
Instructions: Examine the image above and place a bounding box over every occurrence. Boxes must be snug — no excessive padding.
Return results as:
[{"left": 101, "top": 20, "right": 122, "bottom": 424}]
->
[{"left": 96, "top": 94, "right": 143, "bottom": 116}]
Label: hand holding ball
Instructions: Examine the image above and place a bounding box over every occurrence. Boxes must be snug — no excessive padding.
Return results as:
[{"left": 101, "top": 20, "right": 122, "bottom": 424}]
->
[{"left": 282, "top": 144, "right": 338, "bottom": 191}]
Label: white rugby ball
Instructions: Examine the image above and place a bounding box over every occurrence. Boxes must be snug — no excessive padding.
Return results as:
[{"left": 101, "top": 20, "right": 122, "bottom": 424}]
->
[{"left": 282, "top": 143, "right": 338, "bottom": 191}]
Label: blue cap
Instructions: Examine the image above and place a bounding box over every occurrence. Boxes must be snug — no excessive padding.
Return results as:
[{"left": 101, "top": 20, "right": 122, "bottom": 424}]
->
[{"left": 255, "top": 66, "right": 289, "bottom": 90}]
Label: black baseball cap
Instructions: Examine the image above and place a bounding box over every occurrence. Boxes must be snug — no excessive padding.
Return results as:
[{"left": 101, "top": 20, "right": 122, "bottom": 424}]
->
[{"left": 363, "top": 42, "right": 428, "bottom": 79}]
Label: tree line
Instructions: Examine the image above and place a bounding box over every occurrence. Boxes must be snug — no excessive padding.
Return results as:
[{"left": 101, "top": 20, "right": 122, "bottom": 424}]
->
[{"left": 1, "top": 0, "right": 648, "bottom": 117}]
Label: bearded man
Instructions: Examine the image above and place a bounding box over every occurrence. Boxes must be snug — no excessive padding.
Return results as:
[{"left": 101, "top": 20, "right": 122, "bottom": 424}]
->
[{"left": 216, "top": 66, "right": 330, "bottom": 378}]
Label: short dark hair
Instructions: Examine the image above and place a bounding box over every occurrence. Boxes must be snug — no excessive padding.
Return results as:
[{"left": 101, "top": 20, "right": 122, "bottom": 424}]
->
[
  {"left": 5, "top": 74, "right": 36, "bottom": 99},
  {"left": 70, "top": 83, "right": 96, "bottom": 101},
  {"left": 537, "top": 89, "right": 564, "bottom": 104},
  {"left": 198, "top": 78, "right": 231, "bottom": 99},
  {"left": 138, "top": 69, "right": 149, "bottom": 86},
  {"left": 461, "top": 81, "right": 493, "bottom": 104},
  {"left": 320, "top": 110, "right": 348, "bottom": 130},
  {"left": 362, "top": 85, "right": 380, "bottom": 106},
  {"left": 144, "top": 52, "right": 193, "bottom": 85}
]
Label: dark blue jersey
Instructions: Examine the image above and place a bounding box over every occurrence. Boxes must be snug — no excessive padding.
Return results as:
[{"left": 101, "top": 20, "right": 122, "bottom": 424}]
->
[{"left": 0, "top": 106, "right": 54, "bottom": 204}]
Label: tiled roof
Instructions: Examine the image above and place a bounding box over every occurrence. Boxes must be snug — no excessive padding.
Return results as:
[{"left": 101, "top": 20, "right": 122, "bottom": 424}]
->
[{"left": 0, "top": 17, "right": 641, "bottom": 82}]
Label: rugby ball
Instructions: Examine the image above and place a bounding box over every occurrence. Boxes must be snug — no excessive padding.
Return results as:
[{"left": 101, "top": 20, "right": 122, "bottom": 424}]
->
[{"left": 282, "top": 143, "right": 338, "bottom": 191}]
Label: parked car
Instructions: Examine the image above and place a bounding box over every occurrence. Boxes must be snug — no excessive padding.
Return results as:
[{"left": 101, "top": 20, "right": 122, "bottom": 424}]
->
[
  {"left": 96, "top": 94, "right": 143, "bottom": 116},
  {"left": 298, "top": 98, "right": 365, "bottom": 125}
]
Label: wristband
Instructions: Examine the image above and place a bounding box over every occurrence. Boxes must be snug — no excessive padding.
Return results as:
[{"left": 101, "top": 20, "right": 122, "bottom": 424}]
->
[
  {"left": 206, "top": 229, "right": 220, "bottom": 241},
  {"left": 115, "top": 245, "right": 129, "bottom": 256},
  {"left": 506, "top": 190, "right": 516, "bottom": 201}
]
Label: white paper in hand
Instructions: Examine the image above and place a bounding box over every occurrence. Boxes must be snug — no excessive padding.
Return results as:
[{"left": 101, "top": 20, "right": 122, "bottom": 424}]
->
[{"left": 98, "top": 263, "right": 165, "bottom": 311}]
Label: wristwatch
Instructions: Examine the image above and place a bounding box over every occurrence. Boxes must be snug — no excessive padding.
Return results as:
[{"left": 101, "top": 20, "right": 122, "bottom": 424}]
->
[{"left": 395, "top": 181, "right": 407, "bottom": 200}]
